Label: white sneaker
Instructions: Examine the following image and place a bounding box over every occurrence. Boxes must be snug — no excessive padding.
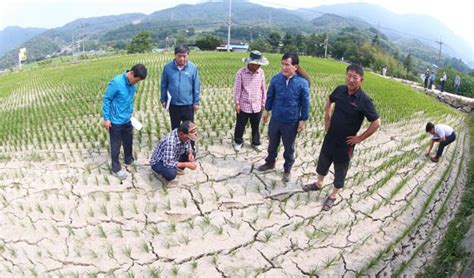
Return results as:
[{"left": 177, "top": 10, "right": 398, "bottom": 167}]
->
[
  {"left": 113, "top": 170, "right": 128, "bottom": 180},
  {"left": 233, "top": 143, "right": 243, "bottom": 152},
  {"left": 252, "top": 144, "right": 262, "bottom": 152},
  {"left": 125, "top": 161, "right": 137, "bottom": 173}
]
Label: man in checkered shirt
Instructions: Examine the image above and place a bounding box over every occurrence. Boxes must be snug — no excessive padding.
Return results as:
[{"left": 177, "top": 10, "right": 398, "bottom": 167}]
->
[
  {"left": 233, "top": 50, "right": 269, "bottom": 152},
  {"left": 150, "top": 121, "right": 198, "bottom": 183}
]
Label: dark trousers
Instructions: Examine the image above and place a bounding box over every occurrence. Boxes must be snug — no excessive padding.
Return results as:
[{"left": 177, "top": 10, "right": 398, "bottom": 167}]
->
[
  {"left": 151, "top": 153, "right": 188, "bottom": 181},
  {"left": 436, "top": 132, "right": 456, "bottom": 158},
  {"left": 234, "top": 111, "right": 262, "bottom": 145},
  {"left": 424, "top": 78, "right": 429, "bottom": 88},
  {"left": 316, "top": 150, "right": 350, "bottom": 189},
  {"left": 265, "top": 120, "right": 298, "bottom": 172},
  {"left": 169, "top": 104, "right": 194, "bottom": 129},
  {"left": 109, "top": 122, "right": 133, "bottom": 173},
  {"left": 441, "top": 80, "right": 446, "bottom": 92},
  {"left": 454, "top": 85, "right": 460, "bottom": 94}
]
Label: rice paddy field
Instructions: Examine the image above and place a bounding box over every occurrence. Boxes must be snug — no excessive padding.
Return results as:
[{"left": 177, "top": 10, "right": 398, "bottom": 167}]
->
[{"left": 0, "top": 52, "right": 470, "bottom": 276}]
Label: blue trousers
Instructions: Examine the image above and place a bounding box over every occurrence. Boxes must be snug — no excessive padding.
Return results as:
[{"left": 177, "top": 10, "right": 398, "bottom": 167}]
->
[
  {"left": 151, "top": 153, "right": 188, "bottom": 181},
  {"left": 265, "top": 119, "right": 298, "bottom": 172},
  {"left": 436, "top": 132, "right": 456, "bottom": 158},
  {"left": 109, "top": 122, "right": 133, "bottom": 173}
]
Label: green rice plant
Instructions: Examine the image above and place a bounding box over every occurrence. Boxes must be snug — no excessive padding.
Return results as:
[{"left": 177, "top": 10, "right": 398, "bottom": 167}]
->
[
  {"left": 97, "top": 225, "right": 107, "bottom": 238},
  {"left": 180, "top": 197, "right": 188, "bottom": 208},
  {"left": 191, "top": 260, "right": 198, "bottom": 271},
  {"left": 122, "top": 245, "right": 132, "bottom": 258},
  {"left": 114, "top": 227, "right": 123, "bottom": 238},
  {"left": 171, "top": 265, "right": 179, "bottom": 277},
  {"left": 263, "top": 231, "right": 272, "bottom": 242},
  {"left": 116, "top": 204, "right": 124, "bottom": 217},
  {"left": 99, "top": 204, "right": 108, "bottom": 216},
  {"left": 169, "top": 223, "right": 176, "bottom": 233},
  {"left": 147, "top": 266, "right": 161, "bottom": 278},
  {"left": 107, "top": 245, "right": 114, "bottom": 259},
  {"left": 141, "top": 241, "right": 150, "bottom": 253}
]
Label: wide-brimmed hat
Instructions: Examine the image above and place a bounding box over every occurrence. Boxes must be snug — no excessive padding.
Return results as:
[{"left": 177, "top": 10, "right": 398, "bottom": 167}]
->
[{"left": 242, "top": 50, "right": 269, "bottom": 66}]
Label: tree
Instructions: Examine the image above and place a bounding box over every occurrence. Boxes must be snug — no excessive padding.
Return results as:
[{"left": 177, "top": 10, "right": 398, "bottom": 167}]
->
[
  {"left": 280, "top": 32, "right": 296, "bottom": 53},
  {"left": 267, "top": 32, "right": 281, "bottom": 53},
  {"left": 295, "top": 34, "right": 306, "bottom": 53},
  {"left": 127, "top": 31, "right": 153, "bottom": 54},
  {"left": 195, "top": 35, "right": 222, "bottom": 51},
  {"left": 371, "top": 34, "right": 380, "bottom": 47},
  {"left": 404, "top": 54, "right": 413, "bottom": 78},
  {"left": 305, "top": 33, "right": 325, "bottom": 57},
  {"left": 249, "top": 37, "right": 271, "bottom": 52}
]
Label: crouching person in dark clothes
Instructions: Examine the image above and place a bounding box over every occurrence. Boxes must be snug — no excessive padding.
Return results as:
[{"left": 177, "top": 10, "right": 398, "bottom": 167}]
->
[
  {"left": 150, "top": 121, "right": 198, "bottom": 184},
  {"left": 303, "top": 64, "right": 381, "bottom": 211}
]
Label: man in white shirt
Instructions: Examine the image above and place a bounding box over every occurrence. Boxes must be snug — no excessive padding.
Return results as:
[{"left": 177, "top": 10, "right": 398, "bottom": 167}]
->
[{"left": 425, "top": 122, "right": 456, "bottom": 162}]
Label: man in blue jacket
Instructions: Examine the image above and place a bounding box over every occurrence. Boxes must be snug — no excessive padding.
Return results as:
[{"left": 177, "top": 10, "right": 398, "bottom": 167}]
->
[
  {"left": 102, "top": 64, "right": 147, "bottom": 180},
  {"left": 257, "top": 52, "right": 310, "bottom": 182},
  {"left": 161, "top": 45, "right": 201, "bottom": 132}
]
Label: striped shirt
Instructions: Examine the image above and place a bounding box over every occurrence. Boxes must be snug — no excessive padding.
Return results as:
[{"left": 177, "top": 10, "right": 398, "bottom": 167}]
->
[
  {"left": 234, "top": 67, "right": 266, "bottom": 113},
  {"left": 150, "top": 129, "right": 191, "bottom": 168}
]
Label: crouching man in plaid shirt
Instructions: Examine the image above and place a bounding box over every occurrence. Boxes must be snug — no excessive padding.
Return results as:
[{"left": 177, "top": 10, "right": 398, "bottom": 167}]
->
[
  {"left": 233, "top": 50, "right": 268, "bottom": 152},
  {"left": 150, "top": 121, "right": 198, "bottom": 183}
]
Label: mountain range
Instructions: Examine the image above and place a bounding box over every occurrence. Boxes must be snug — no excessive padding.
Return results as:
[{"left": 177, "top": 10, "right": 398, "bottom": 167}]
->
[{"left": 0, "top": 0, "right": 472, "bottom": 70}]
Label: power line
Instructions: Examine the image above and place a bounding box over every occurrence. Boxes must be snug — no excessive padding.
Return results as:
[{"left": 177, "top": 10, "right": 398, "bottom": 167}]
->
[{"left": 253, "top": 0, "right": 447, "bottom": 46}]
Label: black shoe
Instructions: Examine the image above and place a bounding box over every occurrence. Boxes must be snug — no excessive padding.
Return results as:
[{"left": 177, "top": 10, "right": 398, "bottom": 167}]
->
[
  {"left": 257, "top": 162, "right": 275, "bottom": 171},
  {"left": 282, "top": 170, "right": 291, "bottom": 182},
  {"left": 430, "top": 156, "right": 439, "bottom": 163}
]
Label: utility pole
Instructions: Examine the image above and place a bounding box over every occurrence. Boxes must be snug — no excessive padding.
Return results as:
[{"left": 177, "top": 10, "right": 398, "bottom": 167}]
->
[
  {"left": 227, "top": 0, "right": 232, "bottom": 52},
  {"left": 18, "top": 51, "right": 22, "bottom": 70},
  {"left": 435, "top": 36, "right": 443, "bottom": 67},
  {"left": 324, "top": 33, "right": 328, "bottom": 59},
  {"left": 72, "top": 32, "right": 75, "bottom": 62},
  {"left": 80, "top": 22, "right": 85, "bottom": 54}
]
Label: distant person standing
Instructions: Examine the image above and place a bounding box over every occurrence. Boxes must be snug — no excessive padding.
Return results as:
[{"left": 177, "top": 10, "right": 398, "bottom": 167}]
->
[
  {"left": 257, "top": 52, "right": 310, "bottom": 182},
  {"left": 303, "top": 64, "right": 381, "bottom": 211},
  {"left": 454, "top": 74, "right": 461, "bottom": 94},
  {"left": 161, "top": 45, "right": 201, "bottom": 131},
  {"left": 425, "top": 122, "right": 456, "bottom": 163},
  {"left": 429, "top": 71, "right": 435, "bottom": 89},
  {"left": 102, "top": 64, "right": 148, "bottom": 180},
  {"left": 424, "top": 68, "right": 430, "bottom": 89},
  {"left": 233, "top": 51, "right": 268, "bottom": 152},
  {"left": 382, "top": 66, "right": 387, "bottom": 76},
  {"left": 440, "top": 71, "right": 447, "bottom": 92}
]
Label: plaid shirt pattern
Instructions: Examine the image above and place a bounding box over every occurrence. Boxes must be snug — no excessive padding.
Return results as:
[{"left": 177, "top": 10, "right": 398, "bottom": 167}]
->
[
  {"left": 150, "top": 129, "right": 191, "bottom": 168},
  {"left": 234, "top": 67, "right": 266, "bottom": 113}
]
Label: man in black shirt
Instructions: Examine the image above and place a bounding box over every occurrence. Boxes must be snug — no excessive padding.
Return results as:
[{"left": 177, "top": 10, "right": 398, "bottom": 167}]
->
[{"left": 303, "top": 64, "right": 381, "bottom": 211}]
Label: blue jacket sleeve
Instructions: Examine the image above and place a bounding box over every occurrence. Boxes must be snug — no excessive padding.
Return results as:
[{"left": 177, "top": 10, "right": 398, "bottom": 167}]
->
[
  {"left": 102, "top": 80, "right": 117, "bottom": 121},
  {"left": 265, "top": 78, "right": 275, "bottom": 111},
  {"left": 160, "top": 66, "right": 168, "bottom": 103},
  {"left": 130, "top": 86, "right": 135, "bottom": 116},
  {"left": 300, "top": 80, "right": 310, "bottom": 121},
  {"left": 193, "top": 68, "right": 200, "bottom": 104}
]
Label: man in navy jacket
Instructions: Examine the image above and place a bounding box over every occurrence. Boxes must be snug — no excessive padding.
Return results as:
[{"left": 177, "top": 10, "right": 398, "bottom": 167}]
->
[{"left": 257, "top": 52, "right": 310, "bottom": 182}]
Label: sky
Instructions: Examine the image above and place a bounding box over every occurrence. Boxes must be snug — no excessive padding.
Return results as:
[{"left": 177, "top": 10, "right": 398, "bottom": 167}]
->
[{"left": 1, "top": 0, "right": 473, "bottom": 49}]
